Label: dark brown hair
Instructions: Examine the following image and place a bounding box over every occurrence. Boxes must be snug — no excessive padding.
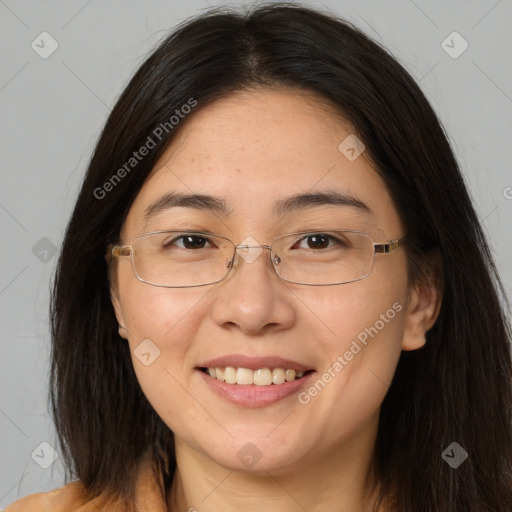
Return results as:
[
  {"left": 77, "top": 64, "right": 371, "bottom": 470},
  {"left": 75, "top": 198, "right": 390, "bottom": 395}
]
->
[{"left": 50, "top": 3, "right": 512, "bottom": 510}]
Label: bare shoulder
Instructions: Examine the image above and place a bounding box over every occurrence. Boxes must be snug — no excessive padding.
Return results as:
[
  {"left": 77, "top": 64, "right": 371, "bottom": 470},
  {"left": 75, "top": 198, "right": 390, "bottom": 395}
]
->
[{"left": 4, "top": 481, "right": 88, "bottom": 512}]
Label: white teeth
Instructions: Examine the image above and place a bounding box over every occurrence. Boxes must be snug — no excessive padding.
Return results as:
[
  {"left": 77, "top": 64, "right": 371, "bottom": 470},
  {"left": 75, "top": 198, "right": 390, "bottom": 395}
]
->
[
  {"left": 224, "top": 366, "right": 237, "bottom": 384},
  {"left": 236, "top": 367, "right": 253, "bottom": 385},
  {"left": 285, "top": 369, "right": 296, "bottom": 382},
  {"left": 205, "top": 366, "right": 308, "bottom": 385},
  {"left": 254, "top": 368, "right": 272, "bottom": 386},
  {"left": 272, "top": 368, "right": 286, "bottom": 385}
]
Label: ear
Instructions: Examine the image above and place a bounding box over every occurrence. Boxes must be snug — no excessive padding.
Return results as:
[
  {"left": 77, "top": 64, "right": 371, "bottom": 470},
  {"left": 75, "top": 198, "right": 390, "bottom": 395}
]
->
[
  {"left": 402, "top": 250, "right": 443, "bottom": 351},
  {"left": 107, "top": 257, "right": 129, "bottom": 340}
]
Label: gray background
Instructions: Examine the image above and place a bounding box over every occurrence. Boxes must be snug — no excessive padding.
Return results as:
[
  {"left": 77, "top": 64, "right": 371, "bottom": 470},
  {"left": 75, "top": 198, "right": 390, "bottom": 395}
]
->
[{"left": 1, "top": 0, "right": 511, "bottom": 507}]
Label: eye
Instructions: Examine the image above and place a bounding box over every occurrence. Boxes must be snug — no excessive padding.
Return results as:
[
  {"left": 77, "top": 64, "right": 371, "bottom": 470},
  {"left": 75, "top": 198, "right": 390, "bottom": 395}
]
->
[
  {"left": 164, "top": 234, "right": 216, "bottom": 250},
  {"left": 292, "top": 233, "right": 346, "bottom": 250}
]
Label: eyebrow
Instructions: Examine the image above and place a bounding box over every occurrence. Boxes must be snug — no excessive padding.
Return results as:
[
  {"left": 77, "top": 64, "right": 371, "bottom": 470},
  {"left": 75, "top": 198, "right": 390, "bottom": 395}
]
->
[{"left": 143, "top": 190, "right": 371, "bottom": 222}]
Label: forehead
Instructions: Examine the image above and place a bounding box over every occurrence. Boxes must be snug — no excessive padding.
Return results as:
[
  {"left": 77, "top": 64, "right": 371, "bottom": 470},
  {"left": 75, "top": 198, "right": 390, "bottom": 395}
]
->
[{"left": 123, "top": 88, "right": 401, "bottom": 238}]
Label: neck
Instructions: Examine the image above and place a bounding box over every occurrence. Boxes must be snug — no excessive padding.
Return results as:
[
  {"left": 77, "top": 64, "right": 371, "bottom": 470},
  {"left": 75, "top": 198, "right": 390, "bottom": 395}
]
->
[{"left": 166, "top": 414, "right": 385, "bottom": 512}]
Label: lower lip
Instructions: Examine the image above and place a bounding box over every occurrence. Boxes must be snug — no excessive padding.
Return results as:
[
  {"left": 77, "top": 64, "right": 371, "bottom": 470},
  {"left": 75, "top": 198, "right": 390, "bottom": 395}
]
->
[{"left": 197, "top": 369, "right": 315, "bottom": 407}]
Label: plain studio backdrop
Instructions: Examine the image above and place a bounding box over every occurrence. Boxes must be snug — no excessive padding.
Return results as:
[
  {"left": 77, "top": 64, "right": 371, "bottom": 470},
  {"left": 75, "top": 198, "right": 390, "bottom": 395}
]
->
[{"left": 0, "top": 0, "right": 511, "bottom": 507}]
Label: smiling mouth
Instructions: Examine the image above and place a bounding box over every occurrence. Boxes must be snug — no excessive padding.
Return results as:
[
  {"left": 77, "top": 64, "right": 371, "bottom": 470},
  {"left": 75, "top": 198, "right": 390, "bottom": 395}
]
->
[{"left": 199, "top": 366, "right": 314, "bottom": 386}]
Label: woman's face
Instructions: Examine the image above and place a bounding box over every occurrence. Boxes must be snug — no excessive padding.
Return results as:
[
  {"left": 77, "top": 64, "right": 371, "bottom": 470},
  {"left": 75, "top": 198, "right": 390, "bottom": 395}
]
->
[{"left": 111, "top": 88, "right": 424, "bottom": 475}]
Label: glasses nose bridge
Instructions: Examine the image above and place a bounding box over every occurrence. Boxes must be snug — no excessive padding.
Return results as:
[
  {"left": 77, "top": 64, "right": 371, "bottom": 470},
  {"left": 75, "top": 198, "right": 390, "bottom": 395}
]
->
[
  {"left": 230, "top": 242, "right": 278, "bottom": 270},
  {"left": 234, "top": 242, "right": 272, "bottom": 256},
  {"left": 235, "top": 243, "right": 272, "bottom": 250}
]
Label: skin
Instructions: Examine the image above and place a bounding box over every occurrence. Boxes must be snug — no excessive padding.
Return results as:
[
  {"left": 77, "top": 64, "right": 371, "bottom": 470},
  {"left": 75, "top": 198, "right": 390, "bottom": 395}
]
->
[{"left": 110, "top": 88, "right": 442, "bottom": 512}]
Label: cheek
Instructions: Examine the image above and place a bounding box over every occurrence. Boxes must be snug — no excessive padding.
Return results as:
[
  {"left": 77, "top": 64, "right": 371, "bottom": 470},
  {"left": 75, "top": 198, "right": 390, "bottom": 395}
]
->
[
  {"left": 118, "top": 283, "right": 218, "bottom": 437},
  {"left": 294, "top": 265, "right": 407, "bottom": 353},
  {"left": 118, "top": 279, "right": 212, "bottom": 397},
  {"left": 294, "top": 268, "right": 407, "bottom": 408},
  {"left": 120, "top": 278, "right": 207, "bottom": 347}
]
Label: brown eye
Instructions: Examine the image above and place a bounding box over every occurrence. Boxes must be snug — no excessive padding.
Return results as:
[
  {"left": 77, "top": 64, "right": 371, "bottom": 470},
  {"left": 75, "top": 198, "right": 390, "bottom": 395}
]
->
[
  {"left": 292, "top": 234, "right": 345, "bottom": 250},
  {"left": 163, "top": 234, "right": 214, "bottom": 250}
]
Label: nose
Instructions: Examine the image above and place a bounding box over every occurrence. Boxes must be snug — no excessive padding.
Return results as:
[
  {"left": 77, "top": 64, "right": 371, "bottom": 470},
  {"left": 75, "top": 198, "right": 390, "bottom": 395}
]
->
[
  {"left": 210, "top": 242, "right": 295, "bottom": 335},
  {"left": 229, "top": 243, "right": 273, "bottom": 267}
]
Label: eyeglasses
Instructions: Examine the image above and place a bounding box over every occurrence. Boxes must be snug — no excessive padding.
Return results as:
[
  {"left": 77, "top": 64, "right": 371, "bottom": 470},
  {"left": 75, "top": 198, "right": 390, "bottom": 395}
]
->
[{"left": 107, "top": 229, "right": 406, "bottom": 287}]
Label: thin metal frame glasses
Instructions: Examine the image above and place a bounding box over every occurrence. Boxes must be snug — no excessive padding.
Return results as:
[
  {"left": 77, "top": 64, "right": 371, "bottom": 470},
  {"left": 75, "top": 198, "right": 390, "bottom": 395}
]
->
[{"left": 107, "top": 229, "right": 406, "bottom": 288}]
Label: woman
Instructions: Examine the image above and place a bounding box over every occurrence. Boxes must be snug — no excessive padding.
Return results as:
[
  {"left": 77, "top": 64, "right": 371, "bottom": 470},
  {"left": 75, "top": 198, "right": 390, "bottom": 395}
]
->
[{"left": 6, "top": 2, "right": 512, "bottom": 511}]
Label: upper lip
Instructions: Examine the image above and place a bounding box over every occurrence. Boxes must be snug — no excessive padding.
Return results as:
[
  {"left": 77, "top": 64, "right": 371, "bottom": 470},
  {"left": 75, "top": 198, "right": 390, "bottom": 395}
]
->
[{"left": 198, "top": 355, "right": 315, "bottom": 372}]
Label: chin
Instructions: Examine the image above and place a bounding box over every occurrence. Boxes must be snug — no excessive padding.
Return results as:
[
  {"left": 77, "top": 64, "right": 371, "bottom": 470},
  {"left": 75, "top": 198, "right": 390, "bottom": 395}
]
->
[{"left": 195, "top": 432, "right": 312, "bottom": 475}]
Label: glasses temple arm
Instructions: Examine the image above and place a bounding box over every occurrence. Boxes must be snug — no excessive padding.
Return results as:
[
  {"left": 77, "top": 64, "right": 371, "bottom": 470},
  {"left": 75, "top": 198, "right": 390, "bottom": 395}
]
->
[
  {"left": 374, "top": 236, "right": 407, "bottom": 254},
  {"left": 105, "top": 244, "right": 132, "bottom": 265}
]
